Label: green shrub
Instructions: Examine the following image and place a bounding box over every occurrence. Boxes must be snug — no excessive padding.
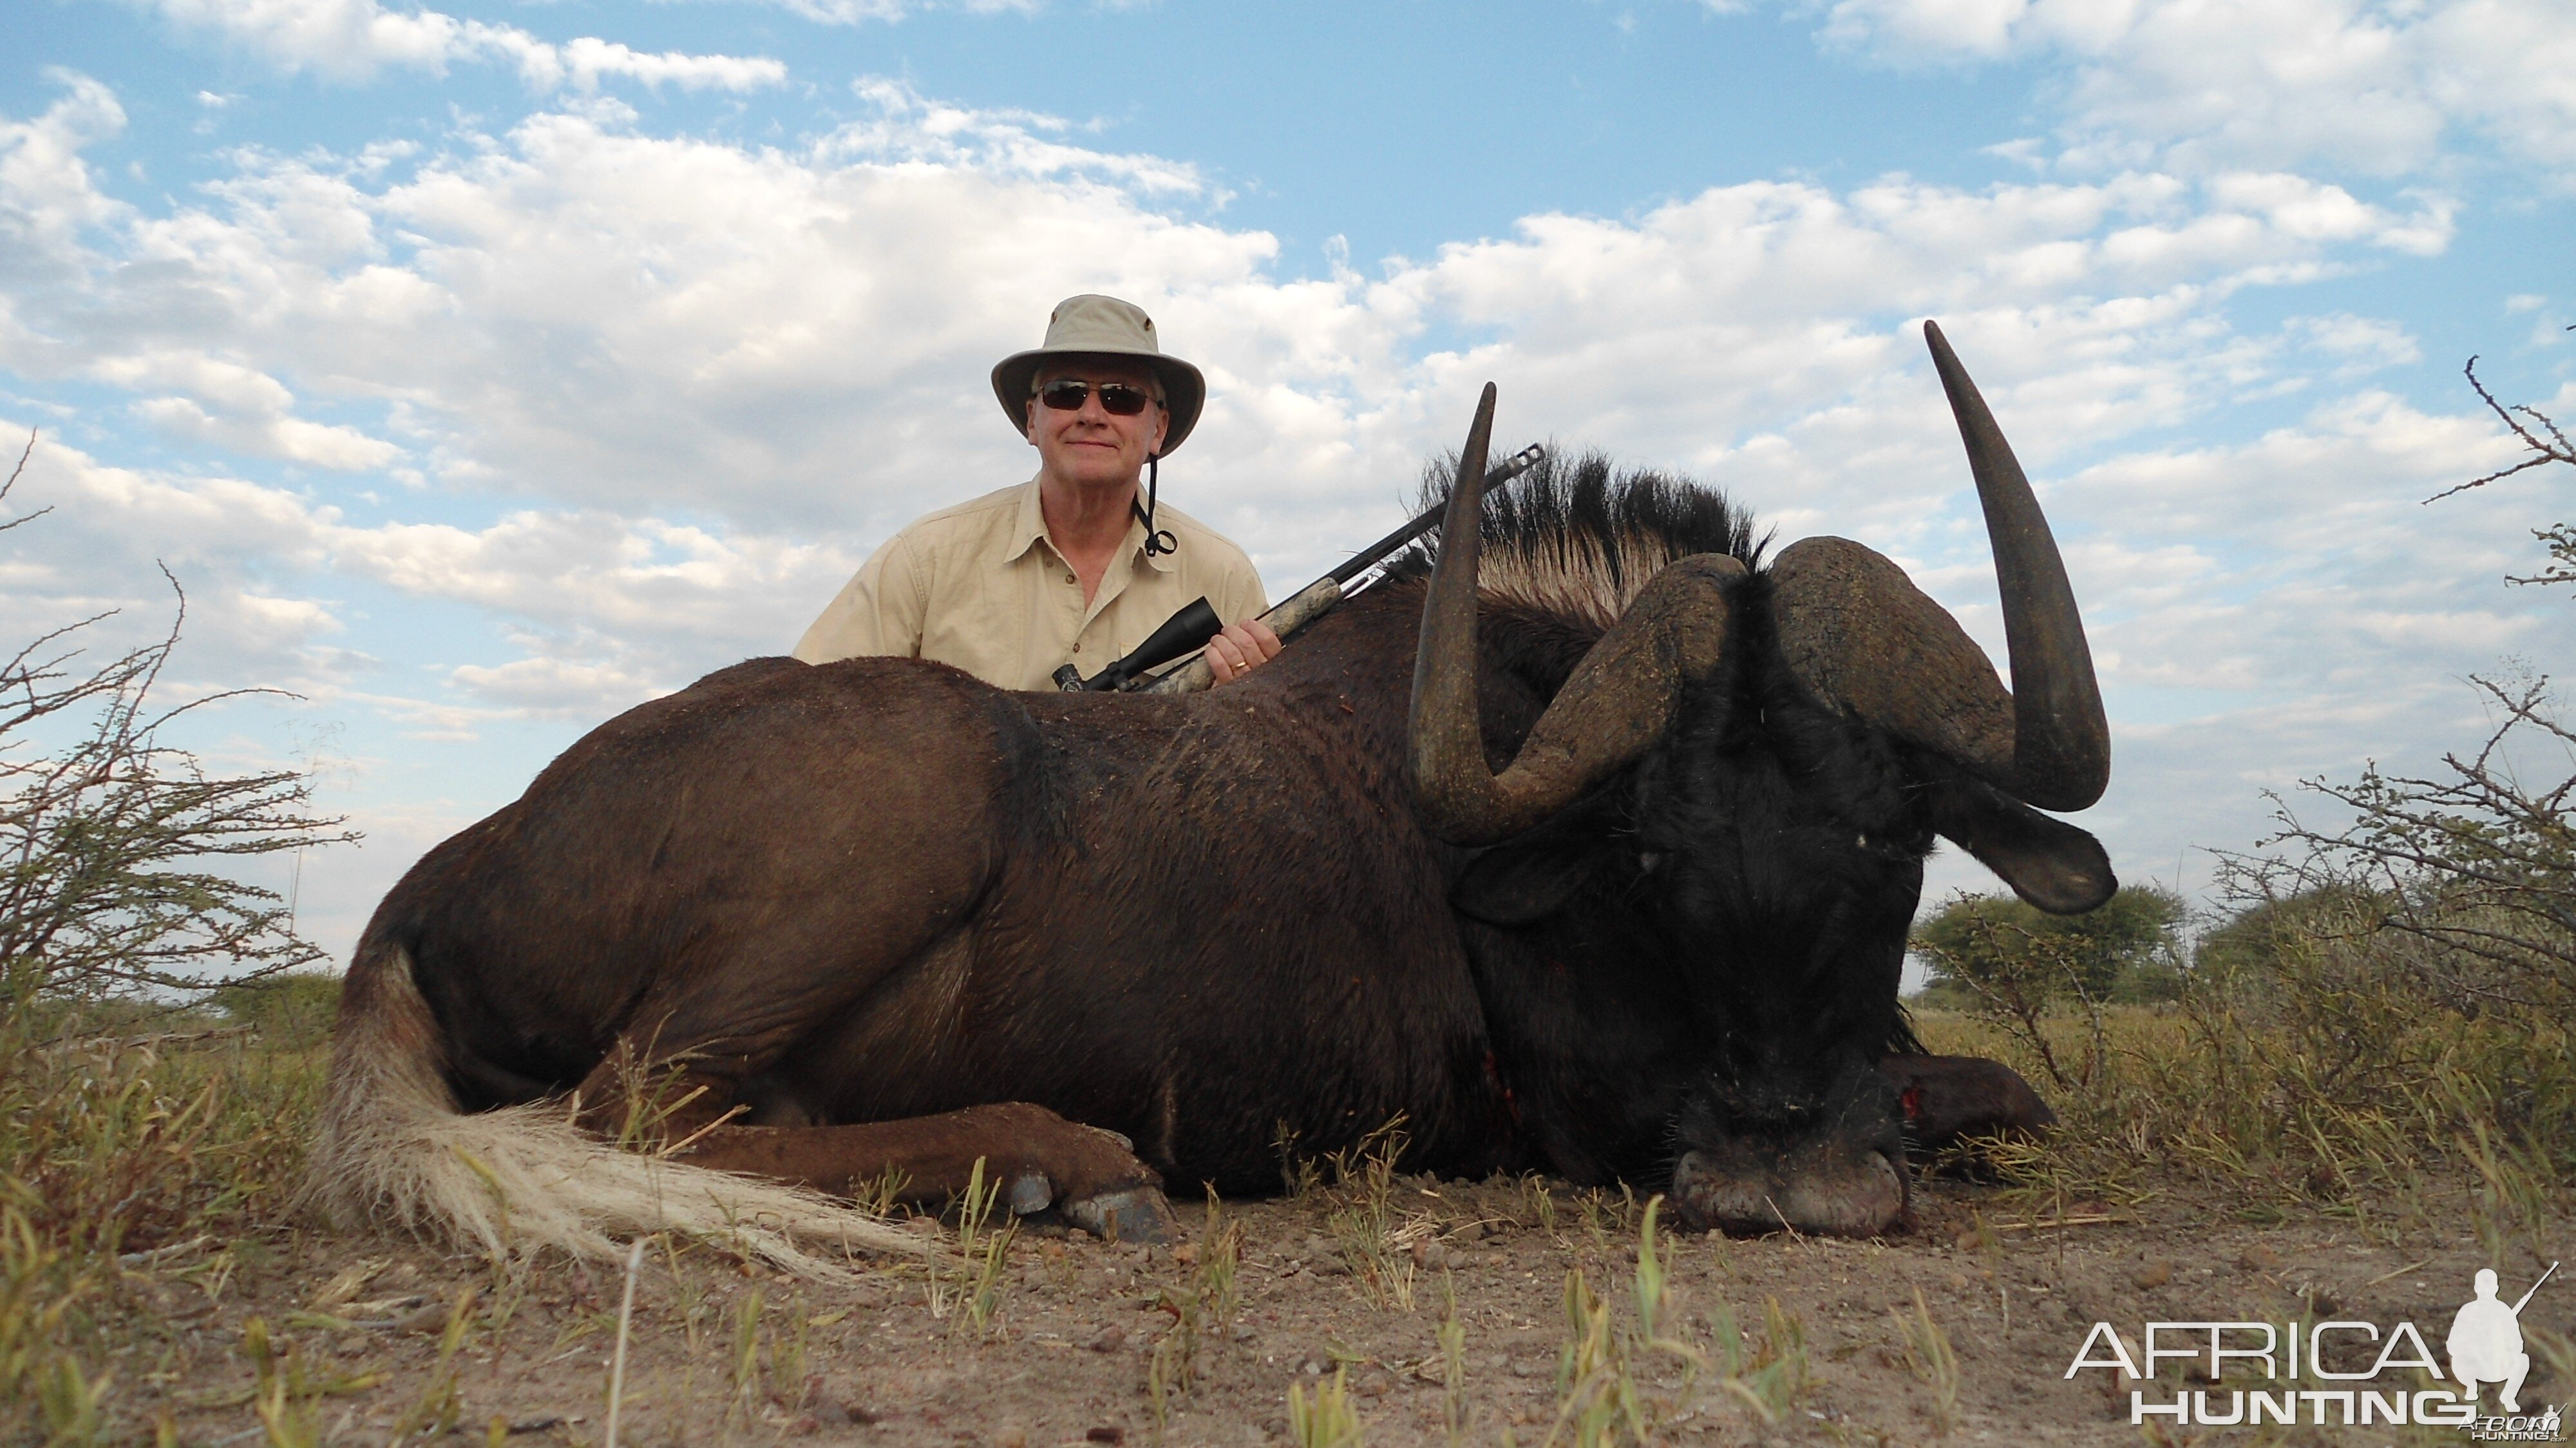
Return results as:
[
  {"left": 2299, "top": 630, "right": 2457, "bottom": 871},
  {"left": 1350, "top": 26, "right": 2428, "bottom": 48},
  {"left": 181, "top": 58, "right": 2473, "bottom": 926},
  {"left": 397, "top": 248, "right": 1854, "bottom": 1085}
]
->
[
  {"left": 1, "top": 432, "right": 346, "bottom": 1437},
  {"left": 211, "top": 971, "right": 343, "bottom": 1047},
  {"left": 1912, "top": 884, "right": 2186, "bottom": 1006}
]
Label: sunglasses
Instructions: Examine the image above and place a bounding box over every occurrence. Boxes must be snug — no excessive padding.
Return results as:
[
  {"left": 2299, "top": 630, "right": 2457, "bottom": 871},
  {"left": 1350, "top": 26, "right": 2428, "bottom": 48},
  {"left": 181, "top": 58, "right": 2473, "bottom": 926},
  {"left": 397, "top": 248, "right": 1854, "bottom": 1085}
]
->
[{"left": 1037, "top": 379, "right": 1158, "bottom": 416}]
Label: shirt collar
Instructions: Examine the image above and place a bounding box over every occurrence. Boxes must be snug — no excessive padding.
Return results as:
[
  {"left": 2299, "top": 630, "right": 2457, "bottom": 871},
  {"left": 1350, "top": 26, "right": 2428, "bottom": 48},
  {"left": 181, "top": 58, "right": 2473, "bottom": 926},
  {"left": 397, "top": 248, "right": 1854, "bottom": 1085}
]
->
[
  {"left": 1001, "top": 475, "right": 1050, "bottom": 566},
  {"left": 1001, "top": 474, "right": 1176, "bottom": 575}
]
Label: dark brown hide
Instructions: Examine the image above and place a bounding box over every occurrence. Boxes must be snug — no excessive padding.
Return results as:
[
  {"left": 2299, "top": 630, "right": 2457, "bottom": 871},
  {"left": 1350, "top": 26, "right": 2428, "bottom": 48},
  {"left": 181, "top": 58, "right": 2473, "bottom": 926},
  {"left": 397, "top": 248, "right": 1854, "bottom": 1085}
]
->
[{"left": 375, "top": 611, "right": 1516, "bottom": 1233}]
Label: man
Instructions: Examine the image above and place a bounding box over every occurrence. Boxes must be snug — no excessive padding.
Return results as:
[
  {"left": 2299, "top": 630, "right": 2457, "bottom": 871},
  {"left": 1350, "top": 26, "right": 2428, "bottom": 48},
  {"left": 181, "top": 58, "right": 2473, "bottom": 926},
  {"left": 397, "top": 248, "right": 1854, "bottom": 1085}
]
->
[{"left": 795, "top": 295, "right": 1281, "bottom": 689}]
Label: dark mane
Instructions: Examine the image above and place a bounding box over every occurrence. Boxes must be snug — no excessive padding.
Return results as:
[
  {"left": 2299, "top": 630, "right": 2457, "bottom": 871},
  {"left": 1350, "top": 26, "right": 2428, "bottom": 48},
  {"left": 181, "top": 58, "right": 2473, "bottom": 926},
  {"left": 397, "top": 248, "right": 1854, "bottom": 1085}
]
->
[{"left": 1379, "top": 450, "right": 1770, "bottom": 629}]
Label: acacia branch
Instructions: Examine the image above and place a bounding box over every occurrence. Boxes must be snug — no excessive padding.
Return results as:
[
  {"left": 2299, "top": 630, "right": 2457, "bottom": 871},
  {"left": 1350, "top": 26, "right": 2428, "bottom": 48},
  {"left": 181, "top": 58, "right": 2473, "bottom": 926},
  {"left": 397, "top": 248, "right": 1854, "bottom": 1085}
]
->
[{"left": 2428, "top": 357, "right": 2575, "bottom": 502}]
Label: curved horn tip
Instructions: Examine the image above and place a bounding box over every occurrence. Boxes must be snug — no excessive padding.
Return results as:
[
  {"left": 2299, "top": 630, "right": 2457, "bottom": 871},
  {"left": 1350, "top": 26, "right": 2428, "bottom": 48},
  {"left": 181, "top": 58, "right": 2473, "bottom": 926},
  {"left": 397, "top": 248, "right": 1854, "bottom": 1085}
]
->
[
  {"left": 1467, "top": 383, "right": 1497, "bottom": 448},
  {"left": 1921, "top": 319, "right": 1966, "bottom": 375},
  {"left": 1454, "top": 384, "right": 1498, "bottom": 489}
]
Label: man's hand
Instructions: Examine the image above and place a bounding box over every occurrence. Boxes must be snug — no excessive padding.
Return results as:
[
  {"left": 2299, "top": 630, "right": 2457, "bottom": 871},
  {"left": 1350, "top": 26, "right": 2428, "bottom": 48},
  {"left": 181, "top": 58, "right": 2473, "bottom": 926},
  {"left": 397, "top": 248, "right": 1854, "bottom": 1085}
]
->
[{"left": 1206, "top": 617, "right": 1282, "bottom": 684}]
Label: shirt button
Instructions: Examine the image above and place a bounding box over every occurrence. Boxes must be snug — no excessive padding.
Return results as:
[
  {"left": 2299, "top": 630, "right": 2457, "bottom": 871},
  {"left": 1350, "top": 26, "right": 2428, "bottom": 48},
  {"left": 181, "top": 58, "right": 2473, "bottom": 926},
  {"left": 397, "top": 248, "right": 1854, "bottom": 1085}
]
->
[
  {"left": 1072, "top": 642, "right": 1082, "bottom": 653},
  {"left": 1065, "top": 573, "right": 1076, "bottom": 584}
]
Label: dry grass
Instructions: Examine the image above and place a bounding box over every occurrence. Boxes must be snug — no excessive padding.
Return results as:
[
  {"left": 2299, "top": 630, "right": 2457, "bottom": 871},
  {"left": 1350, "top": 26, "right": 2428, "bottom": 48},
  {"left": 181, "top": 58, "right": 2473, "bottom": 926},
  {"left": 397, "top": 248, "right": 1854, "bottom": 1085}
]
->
[
  {"left": 1916, "top": 976, "right": 2570, "bottom": 1269},
  {"left": 0, "top": 994, "right": 325, "bottom": 1443}
]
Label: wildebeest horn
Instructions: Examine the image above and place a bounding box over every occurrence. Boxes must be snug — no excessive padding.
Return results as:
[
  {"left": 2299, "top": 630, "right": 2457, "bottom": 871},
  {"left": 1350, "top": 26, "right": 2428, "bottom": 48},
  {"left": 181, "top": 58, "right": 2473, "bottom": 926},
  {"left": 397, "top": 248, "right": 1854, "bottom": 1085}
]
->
[
  {"left": 1410, "top": 386, "right": 1744, "bottom": 846},
  {"left": 1770, "top": 321, "right": 2109, "bottom": 812}
]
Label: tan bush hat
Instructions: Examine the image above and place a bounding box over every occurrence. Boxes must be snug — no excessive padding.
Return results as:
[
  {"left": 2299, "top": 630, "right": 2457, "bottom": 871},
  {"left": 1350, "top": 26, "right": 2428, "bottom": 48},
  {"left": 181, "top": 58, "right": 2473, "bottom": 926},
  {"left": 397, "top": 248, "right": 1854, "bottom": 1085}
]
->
[{"left": 990, "top": 294, "right": 1207, "bottom": 456}]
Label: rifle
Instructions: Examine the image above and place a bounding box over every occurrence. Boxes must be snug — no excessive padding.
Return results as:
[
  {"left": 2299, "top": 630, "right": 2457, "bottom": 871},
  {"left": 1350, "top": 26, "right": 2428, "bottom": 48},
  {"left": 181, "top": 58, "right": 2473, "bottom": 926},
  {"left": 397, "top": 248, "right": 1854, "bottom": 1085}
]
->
[
  {"left": 2513, "top": 1261, "right": 2560, "bottom": 1315},
  {"left": 1053, "top": 443, "right": 1548, "bottom": 694}
]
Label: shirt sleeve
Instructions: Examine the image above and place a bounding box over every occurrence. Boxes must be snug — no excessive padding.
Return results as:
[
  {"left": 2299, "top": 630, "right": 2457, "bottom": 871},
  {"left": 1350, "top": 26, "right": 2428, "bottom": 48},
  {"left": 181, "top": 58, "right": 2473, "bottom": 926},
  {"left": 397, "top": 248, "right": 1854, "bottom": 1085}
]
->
[{"left": 791, "top": 533, "right": 927, "bottom": 663}]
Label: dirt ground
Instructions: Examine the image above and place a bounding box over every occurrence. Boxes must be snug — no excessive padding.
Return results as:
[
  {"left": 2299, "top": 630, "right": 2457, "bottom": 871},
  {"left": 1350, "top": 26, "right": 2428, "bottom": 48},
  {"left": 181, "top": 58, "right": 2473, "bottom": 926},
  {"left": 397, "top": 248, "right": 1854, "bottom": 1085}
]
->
[{"left": 114, "top": 1170, "right": 2566, "bottom": 1448}]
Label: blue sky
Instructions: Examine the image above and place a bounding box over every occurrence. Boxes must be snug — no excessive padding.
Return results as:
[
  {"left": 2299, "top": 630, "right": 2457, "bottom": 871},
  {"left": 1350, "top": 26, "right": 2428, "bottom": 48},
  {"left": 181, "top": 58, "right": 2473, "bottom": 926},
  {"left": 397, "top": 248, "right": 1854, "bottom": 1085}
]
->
[{"left": 3, "top": 0, "right": 2571, "bottom": 965}]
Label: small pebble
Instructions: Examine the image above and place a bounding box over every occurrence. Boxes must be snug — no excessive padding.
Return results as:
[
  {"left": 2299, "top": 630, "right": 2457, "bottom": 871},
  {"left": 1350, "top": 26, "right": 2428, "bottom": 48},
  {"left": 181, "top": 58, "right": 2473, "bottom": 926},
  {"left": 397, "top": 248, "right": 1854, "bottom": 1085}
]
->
[
  {"left": 2132, "top": 1260, "right": 2174, "bottom": 1290},
  {"left": 1084, "top": 1428, "right": 1124, "bottom": 1445},
  {"left": 2236, "top": 1244, "right": 2285, "bottom": 1273},
  {"left": 1088, "top": 1325, "right": 1126, "bottom": 1353}
]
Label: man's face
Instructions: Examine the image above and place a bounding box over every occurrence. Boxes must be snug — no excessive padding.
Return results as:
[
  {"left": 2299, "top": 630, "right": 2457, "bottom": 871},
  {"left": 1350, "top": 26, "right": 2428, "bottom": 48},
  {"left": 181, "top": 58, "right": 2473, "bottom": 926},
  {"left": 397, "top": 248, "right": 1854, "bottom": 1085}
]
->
[{"left": 1026, "top": 357, "right": 1169, "bottom": 493}]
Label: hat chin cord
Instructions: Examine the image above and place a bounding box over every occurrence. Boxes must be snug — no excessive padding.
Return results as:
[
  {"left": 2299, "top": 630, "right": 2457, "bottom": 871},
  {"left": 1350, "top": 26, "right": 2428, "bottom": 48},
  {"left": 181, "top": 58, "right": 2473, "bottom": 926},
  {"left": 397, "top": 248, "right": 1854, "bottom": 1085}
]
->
[{"left": 1136, "top": 452, "right": 1177, "bottom": 557}]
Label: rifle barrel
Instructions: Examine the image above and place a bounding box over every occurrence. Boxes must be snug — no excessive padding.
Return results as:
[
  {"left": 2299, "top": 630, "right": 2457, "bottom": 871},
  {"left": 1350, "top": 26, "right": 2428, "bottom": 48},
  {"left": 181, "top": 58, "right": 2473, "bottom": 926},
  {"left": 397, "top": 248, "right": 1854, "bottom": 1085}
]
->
[
  {"left": 1327, "top": 443, "right": 1548, "bottom": 586},
  {"left": 2512, "top": 1261, "right": 2559, "bottom": 1315},
  {"left": 1134, "top": 441, "right": 1549, "bottom": 696}
]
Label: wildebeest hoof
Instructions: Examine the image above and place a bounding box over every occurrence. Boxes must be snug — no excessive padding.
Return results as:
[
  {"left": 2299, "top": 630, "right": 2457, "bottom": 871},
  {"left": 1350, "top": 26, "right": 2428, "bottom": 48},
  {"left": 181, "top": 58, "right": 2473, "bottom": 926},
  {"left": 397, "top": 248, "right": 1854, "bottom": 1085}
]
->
[
  {"left": 1006, "top": 1172, "right": 1054, "bottom": 1215},
  {"left": 1878, "top": 1054, "right": 2056, "bottom": 1156},
  {"left": 1065, "top": 1187, "right": 1177, "bottom": 1244},
  {"left": 1669, "top": 1147, "right": 1906, "bottom": 1239}
]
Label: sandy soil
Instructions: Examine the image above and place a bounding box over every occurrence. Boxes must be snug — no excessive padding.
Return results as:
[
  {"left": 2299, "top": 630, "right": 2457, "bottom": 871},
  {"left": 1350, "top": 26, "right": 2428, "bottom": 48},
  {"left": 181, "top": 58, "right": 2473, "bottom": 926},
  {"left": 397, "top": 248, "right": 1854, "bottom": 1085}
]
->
[{"left": 118, "top": 1172, "right": 2564, "bottom": 1447}]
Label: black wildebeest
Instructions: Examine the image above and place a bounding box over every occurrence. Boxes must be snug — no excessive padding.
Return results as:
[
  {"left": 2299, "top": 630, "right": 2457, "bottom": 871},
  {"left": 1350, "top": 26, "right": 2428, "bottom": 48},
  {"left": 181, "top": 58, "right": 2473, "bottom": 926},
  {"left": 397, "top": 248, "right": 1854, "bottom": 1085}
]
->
[{"left": 307, "top": 323, "right": 2111, "bottom": 1265}]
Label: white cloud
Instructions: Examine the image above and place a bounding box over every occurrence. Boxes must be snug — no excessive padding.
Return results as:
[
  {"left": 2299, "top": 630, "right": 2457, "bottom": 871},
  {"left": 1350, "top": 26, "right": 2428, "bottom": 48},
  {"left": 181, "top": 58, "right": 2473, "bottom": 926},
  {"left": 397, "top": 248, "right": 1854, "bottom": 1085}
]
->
[
  {"left": 0, "top": 426, "right": 864, "bottom": 715},
  {"left": 2287, "top": 313, "right": 2423, "bottom": 377},
  {"left": 82, "top": 350, "right": 404, "bottom": 468},
  {"left": 0, "top": 68, "right": 2521, "bottom": 623},
  {"left": 708, "top": 0, "right": 1040, "bottom": 22},
  {"left": 1810, "top": 0, "right": 2576, "bottom": 182},
  {"left": 138, "top": 0, "right": 788, "bottom": 91},
  {"left": 0, "top": 71, "right": 129, "bottom": 278},
  {"left": 559, "top": 39, "right": 790, "bottom": 93}
]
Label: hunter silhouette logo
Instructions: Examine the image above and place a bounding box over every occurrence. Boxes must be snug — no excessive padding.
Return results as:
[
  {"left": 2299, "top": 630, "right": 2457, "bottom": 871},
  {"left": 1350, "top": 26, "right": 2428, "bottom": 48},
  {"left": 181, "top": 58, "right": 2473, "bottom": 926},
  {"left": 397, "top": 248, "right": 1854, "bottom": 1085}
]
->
[
  {"left": 2065, "top": 1260, "right": 2564, "bottom": 1434},
  {"left": 2452, "top": 1264, "right": 2555, "bottom": 1414}
]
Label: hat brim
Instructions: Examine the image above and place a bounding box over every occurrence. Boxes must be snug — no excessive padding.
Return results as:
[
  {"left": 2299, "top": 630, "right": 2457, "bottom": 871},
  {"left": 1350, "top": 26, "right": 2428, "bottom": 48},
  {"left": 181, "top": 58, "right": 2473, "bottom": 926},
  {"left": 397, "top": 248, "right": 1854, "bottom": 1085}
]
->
[{"left": 992, "top": 346, "right": 1205, "bottom": 456}]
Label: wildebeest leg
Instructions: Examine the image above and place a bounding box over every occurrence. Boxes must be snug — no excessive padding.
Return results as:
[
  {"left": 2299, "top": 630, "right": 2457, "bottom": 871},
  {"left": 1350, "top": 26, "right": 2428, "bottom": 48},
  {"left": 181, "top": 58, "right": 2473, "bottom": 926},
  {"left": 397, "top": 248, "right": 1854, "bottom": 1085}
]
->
[
  {"left": 676, "top": 1103, "right": 1175, "bottom": 1243},
  {"left": 571, "top": 1057, "right": 1177, "bottom": 1242},
  {"left": 1877, "top": 1054, "right": 2056, "bottom": 1154}
]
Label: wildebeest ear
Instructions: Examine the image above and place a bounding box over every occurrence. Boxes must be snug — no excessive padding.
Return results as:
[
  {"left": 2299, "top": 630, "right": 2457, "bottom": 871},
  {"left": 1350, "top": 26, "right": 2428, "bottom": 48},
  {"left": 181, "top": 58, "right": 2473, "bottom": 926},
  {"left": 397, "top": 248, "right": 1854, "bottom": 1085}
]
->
[
  {"left": 1452, "top": 841, "right": 1598, "bottom": 926},
  {"left": 1922, "top": 773, "right": 2116, "bottom": 915}
]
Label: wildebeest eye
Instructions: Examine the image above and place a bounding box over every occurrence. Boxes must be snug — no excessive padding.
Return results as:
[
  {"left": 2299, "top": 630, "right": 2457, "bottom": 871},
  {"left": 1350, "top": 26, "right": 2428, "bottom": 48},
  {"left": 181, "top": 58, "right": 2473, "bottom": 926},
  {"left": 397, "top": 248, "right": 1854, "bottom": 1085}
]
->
[{"left": 1638, "top": 852, "right": 1665, "bottom": 872}]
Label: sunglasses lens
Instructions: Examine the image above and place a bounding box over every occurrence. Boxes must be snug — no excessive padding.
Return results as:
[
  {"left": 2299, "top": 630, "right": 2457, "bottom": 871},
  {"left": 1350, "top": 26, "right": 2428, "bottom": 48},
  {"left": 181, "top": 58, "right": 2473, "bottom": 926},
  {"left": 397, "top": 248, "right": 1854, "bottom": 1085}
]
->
[{"left": 1037, "top": 380, "right": 1155, "bottom": 415}]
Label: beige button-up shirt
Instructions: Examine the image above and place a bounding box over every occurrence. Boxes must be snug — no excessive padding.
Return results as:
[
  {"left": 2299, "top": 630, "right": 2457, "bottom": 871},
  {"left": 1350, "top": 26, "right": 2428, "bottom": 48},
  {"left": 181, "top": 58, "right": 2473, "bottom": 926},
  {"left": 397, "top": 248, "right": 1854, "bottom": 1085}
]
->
[{"left": 793, "top": 478, "right": 1270, "bottom": 692}]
